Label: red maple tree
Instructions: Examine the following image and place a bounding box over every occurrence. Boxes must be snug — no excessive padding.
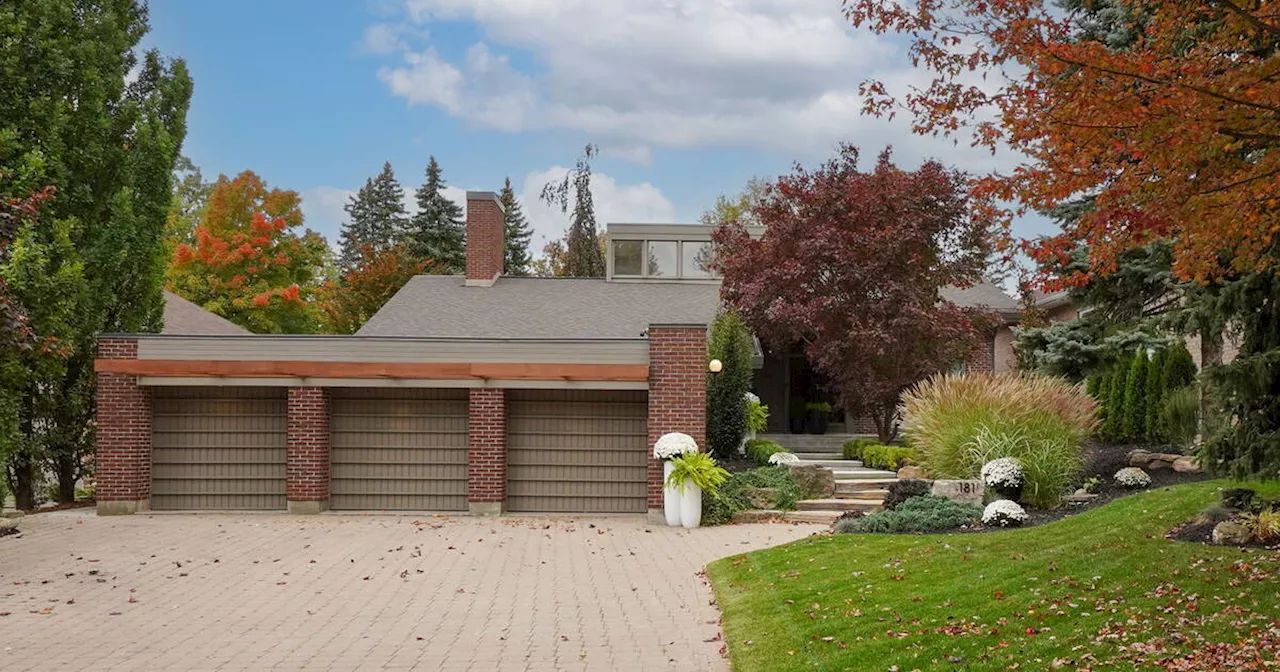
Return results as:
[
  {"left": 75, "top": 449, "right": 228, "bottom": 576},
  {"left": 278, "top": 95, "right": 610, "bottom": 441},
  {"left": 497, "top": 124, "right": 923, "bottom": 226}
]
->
[
  {"left": 320, "top": 244, "right": 428, "bottom": 334},
  {"left": 712, "top": 146, "right": 996, "bottom": 441}
]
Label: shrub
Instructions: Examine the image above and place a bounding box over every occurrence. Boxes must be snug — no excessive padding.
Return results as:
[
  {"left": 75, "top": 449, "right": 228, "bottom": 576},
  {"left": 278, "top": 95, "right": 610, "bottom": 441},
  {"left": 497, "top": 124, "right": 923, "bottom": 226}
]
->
[
  {"left": 861, "top": 444, "right": 919, "bottom": 470},
  {"left": 831, "top": 510, "right": 866, "bottom": 534},
  {"left": 1221, "top": 487, "right": 1258, "bottom": 510},
  {"left": 835, "top": 495, "right": 981, "bottom": 534},
  {"left": 1114, "top": 467, "right": 1151, "bottom": 489},
  {"left": 745, "top": 392, "right": 769, "bottom": 434},
  {"left": 1242, "top": 509, "right": 1280, "bottom": 543},
  {"left": 706, "top": 311, "right": 754, "bottom": 458},
  {"left": 982, "top": 499, "right": 1028, "bottom": 527},
  {"left": 1121, "top": 351, "right": 1150, "bottom": 442},
  {"left": 744, "top": 438, "right": 786, "bottom": 466},
  {"left": 1145, "top": 349, "right": 1168, "bottom": 443},
  {"left": 882, "top": 479, "right": 933, "bottom": 510},
  {"left": 901, "top": 373, "right": 1094, "bottom": 508},
  {"left": 1103, "top": 358, "right": 1130, "bottom": 440},
  {"left": 842, "top": 437, "right": 878, "bottom": 461},
  {"left": 666, "top": 452, "right": 729, "bottom": 493},
  {"left": 1161, "top": 386, "right": 1200, "bottom": 451},
  {"left": 703, "top": 467, "right": 805, "bottom": 525}
]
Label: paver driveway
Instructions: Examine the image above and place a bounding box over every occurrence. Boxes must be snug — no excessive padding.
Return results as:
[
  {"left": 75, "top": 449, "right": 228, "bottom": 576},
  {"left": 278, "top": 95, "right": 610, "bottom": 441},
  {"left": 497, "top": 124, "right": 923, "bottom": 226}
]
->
[{"left": 0, "top": 510, "right": 817, "bottom": 671}]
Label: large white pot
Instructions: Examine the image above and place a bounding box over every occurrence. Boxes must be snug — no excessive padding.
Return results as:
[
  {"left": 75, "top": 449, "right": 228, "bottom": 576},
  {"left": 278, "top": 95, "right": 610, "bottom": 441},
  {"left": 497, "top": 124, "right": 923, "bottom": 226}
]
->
[
  {"left": 680, "top": 483, "right": 703, "bottom": 529},
  {"left": 663, "top": 461, "right": 682, "bottom": 527}
]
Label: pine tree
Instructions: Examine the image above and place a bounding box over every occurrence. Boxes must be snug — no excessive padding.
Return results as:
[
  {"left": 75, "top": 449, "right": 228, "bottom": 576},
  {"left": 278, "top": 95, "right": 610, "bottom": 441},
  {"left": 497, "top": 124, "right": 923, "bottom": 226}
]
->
[
  {"left": 499, "top": 177, "right": 533, "bottom": 276},
  {"left": 1145, "top": 349, "right": 1168, "bottom": 443},
  {"left": 405, "top": 156, "right": 465, "bottom": 271},
  {"left": 1121, "top": 352, "right": 1149, "bottom": 443},
  {"left": 339, "top": 162, "right": 407, "bottom": 270},
  {"left": 540, "top": 144, "right": 605, "bottom": 277}
]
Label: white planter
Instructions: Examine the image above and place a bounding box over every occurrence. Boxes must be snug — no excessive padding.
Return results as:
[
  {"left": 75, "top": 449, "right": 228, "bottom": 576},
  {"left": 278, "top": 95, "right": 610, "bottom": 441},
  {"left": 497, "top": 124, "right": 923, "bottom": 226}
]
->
[
  {"left": 680, "top": 483, "right": 703, "bottom": 529},
  {"left": 663, "top": 461, "right": 682, "bottom": 527}
]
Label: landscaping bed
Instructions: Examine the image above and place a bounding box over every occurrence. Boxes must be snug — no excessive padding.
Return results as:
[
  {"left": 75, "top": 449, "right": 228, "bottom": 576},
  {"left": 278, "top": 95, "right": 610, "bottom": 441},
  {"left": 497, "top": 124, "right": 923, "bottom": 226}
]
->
[{"left": 708, "top": 480, "right": 1280, "bottom": 672}]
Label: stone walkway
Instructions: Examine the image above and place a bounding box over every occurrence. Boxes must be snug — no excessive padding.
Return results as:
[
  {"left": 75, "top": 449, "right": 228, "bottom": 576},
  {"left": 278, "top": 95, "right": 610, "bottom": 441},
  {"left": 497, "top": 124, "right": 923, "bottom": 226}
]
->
[{"left": 0, "top": 510, "right": 817, "bottom": 671}]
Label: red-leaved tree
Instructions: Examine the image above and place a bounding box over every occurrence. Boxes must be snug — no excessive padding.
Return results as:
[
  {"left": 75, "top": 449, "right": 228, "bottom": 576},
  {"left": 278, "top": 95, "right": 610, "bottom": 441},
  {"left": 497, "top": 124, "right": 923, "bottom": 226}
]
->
[
  {"left": 320, "top": 244, "right": 428, "bottom": 334},
  {"left": 713, "top": 146, "right": 995, "bottom": 441}
]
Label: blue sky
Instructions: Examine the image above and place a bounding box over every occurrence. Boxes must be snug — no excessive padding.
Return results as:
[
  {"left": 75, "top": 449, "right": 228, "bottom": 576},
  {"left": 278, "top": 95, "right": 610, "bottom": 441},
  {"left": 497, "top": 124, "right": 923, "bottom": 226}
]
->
[{"left": 145, "top": 0, "right": 1053, "bottom": 257}]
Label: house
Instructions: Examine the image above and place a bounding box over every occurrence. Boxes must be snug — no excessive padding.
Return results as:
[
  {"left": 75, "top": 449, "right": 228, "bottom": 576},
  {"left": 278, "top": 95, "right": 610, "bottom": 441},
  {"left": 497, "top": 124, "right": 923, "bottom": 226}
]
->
[{"left": 94, "top": 191, "right": 1022, "bottom": 519}]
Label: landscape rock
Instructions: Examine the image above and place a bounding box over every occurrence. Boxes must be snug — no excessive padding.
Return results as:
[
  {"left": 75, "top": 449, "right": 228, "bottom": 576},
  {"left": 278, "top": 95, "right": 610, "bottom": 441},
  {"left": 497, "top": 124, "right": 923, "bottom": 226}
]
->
[
  {"left": 1172, "top": 456, "right": 1203, "bottom": 473},
  {"left": 930, "top": 479, "right": 984, "bottom": 506},
  {"left": 730, "top": 509, "right": 785, "bottom": 524},
  {"left": 786, "top": 464, "right": 836, "bottom": 499},
  {"left": 1065, "top": 491, "right": 1099, "bottom": 504},
  {"left": 1211, "top": 520, "right": 1254, "bottom": 546},
  {"left": 1128, "top": 449, "right": 1184, "bottom": 471},
  {"left": 739, "top": 487, "right": 780, "bottom": 510},
  {"left": 897, "top": 465, "right": 927, "bottom": 480}
]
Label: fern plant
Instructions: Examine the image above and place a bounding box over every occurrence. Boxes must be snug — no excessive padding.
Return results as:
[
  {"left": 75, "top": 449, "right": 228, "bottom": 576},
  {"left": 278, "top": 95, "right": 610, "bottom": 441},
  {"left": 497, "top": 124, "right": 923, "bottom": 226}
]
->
[{"left": 666, "top": 452, "right": 730, "bottom": 494}]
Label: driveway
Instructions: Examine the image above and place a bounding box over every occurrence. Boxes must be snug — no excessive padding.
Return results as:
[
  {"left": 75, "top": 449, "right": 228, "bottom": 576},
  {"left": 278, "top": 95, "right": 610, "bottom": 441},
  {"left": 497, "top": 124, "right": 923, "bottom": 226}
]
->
[{"left": 0, "top": 510, "right": 816, "bottom": 671}]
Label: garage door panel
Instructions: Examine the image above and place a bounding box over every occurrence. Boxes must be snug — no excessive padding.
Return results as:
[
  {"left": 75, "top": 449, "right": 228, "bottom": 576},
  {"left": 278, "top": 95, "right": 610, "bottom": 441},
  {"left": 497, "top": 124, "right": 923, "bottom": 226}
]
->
[
  {"left": 151, "top": 387, "right": 287, "bottom": 511},
  {"left": 506, "top": 389, "right": 648, "bottom": 513},
  {"left": 329, "top": 389, "right": 468, "bottom": 511}
]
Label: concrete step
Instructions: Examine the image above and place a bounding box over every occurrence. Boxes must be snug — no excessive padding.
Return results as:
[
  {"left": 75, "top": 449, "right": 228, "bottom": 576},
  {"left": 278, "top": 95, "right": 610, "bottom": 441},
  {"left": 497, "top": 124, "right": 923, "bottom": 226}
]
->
[
  {"left": 796, "top": 498, "right": 883, "bottom": 512},
  {"left": 795, "top": 459, "right": 863, "bottom": 469}
]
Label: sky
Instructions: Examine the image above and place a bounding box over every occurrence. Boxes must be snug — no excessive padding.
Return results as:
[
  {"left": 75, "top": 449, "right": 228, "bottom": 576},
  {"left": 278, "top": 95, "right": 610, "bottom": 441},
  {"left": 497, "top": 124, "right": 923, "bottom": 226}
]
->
[{"left": 143, "top": 0, "right": 1054, "bottom": 259}]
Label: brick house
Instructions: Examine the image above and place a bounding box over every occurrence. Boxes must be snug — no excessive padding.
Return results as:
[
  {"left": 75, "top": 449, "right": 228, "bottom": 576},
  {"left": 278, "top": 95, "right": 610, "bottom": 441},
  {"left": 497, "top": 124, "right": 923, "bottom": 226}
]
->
[{"left": 95, "top": 191, "right": 1021, "bottom": 519}]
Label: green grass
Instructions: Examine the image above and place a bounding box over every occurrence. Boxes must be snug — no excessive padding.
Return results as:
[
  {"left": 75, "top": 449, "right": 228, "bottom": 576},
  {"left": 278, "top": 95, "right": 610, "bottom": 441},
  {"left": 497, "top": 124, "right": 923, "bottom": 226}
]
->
[{"left": 708, "top": 480, "right": 1280, "bottom": 671}]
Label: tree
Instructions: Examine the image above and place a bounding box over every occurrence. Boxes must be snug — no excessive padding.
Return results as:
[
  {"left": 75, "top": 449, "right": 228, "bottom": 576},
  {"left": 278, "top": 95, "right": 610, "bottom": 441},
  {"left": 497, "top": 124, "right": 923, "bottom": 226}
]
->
[
  {"left": 405, "top": 156, "right": 465, "bottom": 271},
  {"left": 320, "top": 244, "right": 426, "bottom": 335},
  {"left": 1102, "top": 358, "right": 1130, "bottom": 442},
  {"left": 706, "top": 311, "right": 754, "bottom": 458},
  {"left": 1145, "top": 348, "right": 1169, "bottom": 443},
  {"left": 699, "top": 177, "right": 769, "bottom": 228},
  {"left": 499, "top": 177, "right": 533, "bottom": 276},
  {"left": 712, "top": 145, "right": 994, "bottom": 443},
  {"left": 541, "top": 144, "right": 604, "bottom": 277},
  {"left": 167, "top": 171, "right": 330, "bottom": 334},
  {"left": 1121, "top": 352, "right": 1150, "bottom": 443},
  {"left": 531, "top": 238, "right": 568, "bottom": 278},
  {"left": 338, "top": 161, "right": 408, "bottom": 270},
  {"left": 0, "top": 1, "right": 192, "bottom": 505}
]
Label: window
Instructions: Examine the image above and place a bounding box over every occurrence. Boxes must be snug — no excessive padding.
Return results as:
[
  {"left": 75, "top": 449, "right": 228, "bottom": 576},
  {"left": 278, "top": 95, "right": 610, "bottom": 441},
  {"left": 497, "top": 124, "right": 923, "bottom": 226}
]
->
[
  {"left": 646, "top": 241, "right": 678, "bottom": 277},
  {"left": 681, "top": 241, "right": 715, "bottom": 278},
  {"left": 613, "top": 240, "right": 643, "bottom": 276}
]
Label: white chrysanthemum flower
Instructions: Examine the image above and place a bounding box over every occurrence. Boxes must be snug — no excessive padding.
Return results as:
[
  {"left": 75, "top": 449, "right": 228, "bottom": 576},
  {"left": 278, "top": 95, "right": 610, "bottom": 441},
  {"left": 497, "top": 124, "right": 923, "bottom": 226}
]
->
[
  {"left": 653, "top": 432, "right": 699, "bottom": 460},
  {"left": 768, "top": 452, "right": 799, "bottom": 465},
  {"left": 1114, "top": 467, "right": 1151, "bottom": 488},
  {"left": 744, "top": 392, "right": 761, "bottom": 405},
  {"left": 980, "top": 457, "right": 1025, "bottom": 489},
  {"left": 982, "top": 499, "right": 1028, "bottom": 527}
]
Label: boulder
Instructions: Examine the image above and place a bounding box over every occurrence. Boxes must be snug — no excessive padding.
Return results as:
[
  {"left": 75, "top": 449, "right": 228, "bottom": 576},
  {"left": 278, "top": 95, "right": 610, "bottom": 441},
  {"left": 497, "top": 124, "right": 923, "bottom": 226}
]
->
[
  {"left": 1128, "top": 449, "right": 1184, "bottom": 471},
  {"left": 786, "top": 464, "right": 836, "bottom": 499},
  {"left": 739, "top": 487, "right": 780, "bottom": 510},
  {"left": 1172, "top": 456, "right": 1203, "bottom": 473},
  {"left": 1211, "top": 520, "right": 1254, "bottom": 546},
  {"left": 897, "top": 465, "right": 928, "bottom": 480},
  {"left": 930, "top": 479, "right": 984, "bottom": 506},
  {"left": 1065, "top": 491, "right": 1099, "bottom": 504}
]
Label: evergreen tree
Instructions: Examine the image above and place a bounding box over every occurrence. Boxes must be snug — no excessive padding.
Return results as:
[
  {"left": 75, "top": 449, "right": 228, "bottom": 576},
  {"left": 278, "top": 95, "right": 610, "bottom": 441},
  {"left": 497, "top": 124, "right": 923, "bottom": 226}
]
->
[
  {"left": 1121, "top": 352, "right": 1150, "bottom": 443},
  {"left": 1103, "top": 359, "right": 1130, "bottom": 441},
  {"left": 499, "top": 177, "right": 533, "bottom": 276},
  {"left": 338, "top": 162, "right": 407, "bottom": 270},
  {"left": 706, "top": 311, "right": 754, "bottom": 458},
  {"left": 406, "top": 156, "right": 465, "bottom": 271},
  {"left": 1162, "top": 344, "right": 1197, "bottom": 391},
  {"left": 540, "top": 144, "right": 604, "bottom": 277},
  {"left": 1145, "top": 349, "right": 1168, "bottom": 443}
]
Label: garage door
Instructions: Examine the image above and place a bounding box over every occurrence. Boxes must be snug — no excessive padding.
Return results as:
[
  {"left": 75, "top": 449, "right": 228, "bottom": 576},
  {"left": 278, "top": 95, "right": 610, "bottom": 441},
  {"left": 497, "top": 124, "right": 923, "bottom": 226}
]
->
[
  {"left": 329, "top": 389, "right": 468, "bottom": 511},
  {"left": 506, "top": 390, "right": 648, "bottom": 513},
  {"left": 150, "top": 387, "right": 287, "bottom": 510}
]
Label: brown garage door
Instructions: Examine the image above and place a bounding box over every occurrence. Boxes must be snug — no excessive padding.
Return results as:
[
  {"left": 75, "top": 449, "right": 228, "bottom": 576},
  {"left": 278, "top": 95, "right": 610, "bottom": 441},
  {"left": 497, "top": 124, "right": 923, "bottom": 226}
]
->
[
  {"left": 506, "top": 390, "right": 648, "bottom": 513},
  {"left": 150, "top": 387, "right": 287, "bottom": 510},
  {"left": 329, "top": 389, "right": 468, "bottom": 511}
]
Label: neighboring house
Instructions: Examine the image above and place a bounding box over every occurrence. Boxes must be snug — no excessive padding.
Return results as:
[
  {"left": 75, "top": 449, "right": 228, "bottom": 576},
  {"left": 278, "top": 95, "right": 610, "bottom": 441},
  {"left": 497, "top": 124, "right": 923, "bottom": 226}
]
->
[{"left": 94, "top": 192, "right": 1022, "bottom": 519}]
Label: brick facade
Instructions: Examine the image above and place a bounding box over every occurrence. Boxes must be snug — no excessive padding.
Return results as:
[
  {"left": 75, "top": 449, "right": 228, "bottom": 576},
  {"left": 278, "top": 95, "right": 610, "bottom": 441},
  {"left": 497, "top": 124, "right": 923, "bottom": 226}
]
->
[
  {"left": 646, "top": 326, "right": 708, "bottom": 511},
  {"left": 465, "top": 192, "right": 505, "bottom": 283},
  {"left": 467, "top": 387, "right": 507, "bottom": 513},
  {"left": 286, "top": 387, "right": 330, "bottom": 511},
  {"left": 96, "top": 338, "right": 152, "bottom": 514}
]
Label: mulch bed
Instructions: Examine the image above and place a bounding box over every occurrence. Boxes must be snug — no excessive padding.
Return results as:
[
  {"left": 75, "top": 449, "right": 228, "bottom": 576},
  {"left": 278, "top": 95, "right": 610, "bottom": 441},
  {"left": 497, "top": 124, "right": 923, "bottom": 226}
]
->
[{"left": 20, "top": 501, "right": 95, "bottom": 515}]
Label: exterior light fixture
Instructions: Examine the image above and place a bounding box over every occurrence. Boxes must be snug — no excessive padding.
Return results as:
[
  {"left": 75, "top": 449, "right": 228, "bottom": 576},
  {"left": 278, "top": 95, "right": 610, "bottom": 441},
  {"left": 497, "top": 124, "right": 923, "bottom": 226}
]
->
[{"left": 708, "top": 359, "right": 723, "bottom": 373}]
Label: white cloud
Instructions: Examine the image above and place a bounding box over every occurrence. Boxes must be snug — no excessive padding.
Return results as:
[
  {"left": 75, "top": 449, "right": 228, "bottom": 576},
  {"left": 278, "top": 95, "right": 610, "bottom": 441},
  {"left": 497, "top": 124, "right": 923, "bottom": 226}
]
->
[{"left": 518, "top": 168, "right": 677, "bottom": 250}]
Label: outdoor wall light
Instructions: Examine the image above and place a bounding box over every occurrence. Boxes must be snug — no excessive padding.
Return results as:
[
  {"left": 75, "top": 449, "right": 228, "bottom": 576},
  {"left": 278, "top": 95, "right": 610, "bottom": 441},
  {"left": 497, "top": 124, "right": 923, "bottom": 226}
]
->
[{"left": 708, "top": 359, "right": 723, "bottom": 373}]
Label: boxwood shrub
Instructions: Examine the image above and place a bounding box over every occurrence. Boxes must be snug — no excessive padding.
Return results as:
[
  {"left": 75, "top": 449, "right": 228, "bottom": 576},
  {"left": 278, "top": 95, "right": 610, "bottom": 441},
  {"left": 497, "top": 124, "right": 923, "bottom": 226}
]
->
[
  {"left": 861, "top": 444, "right": 919, "bottom": 470},
  {"left": 841, "top": 437, "right": 879, "bottom": 461},
  {"left": 744, "top": 438, "right": 787, "bottom": 466}
]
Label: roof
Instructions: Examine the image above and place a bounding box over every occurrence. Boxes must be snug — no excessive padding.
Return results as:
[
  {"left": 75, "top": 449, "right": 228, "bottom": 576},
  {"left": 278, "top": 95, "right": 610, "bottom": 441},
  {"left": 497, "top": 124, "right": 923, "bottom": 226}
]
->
[
  {"left": 359, "top": 276, "right": 1023, "bottom": 340},
  {"left": 162, "top": 291, "right": 251, "bottom": 335},
  {"left": 1033, "top": 289, "right": 1074, "bottom": 311},
  {"left": 356, "top": 276, "right": 721, "bottom": 339}
]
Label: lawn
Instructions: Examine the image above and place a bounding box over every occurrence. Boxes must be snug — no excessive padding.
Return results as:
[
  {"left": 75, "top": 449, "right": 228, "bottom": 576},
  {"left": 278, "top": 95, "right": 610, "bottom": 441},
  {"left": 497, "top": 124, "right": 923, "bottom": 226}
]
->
[{"left": 707, "top": 480, "right": 1280, "bottom": 671}]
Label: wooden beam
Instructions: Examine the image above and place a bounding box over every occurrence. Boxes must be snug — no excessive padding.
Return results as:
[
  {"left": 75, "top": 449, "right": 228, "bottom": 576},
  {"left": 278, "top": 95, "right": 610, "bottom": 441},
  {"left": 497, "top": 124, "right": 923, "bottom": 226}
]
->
[{"left": 95, "top": 359, "right": 650, "bottom": 382}]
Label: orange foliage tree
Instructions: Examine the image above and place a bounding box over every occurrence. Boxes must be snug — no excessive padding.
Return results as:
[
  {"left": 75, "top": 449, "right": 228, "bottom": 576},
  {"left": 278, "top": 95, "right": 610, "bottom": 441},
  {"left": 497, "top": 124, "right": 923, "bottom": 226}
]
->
[
  {"left": 844, "top": 0, "right": 1279, "bottom": 284},
  {"left": 167, "top": 171, "right": 330, "bottom": 333},
  {"left": 319, "top": 244, "right": 427, "bottom": 334}
]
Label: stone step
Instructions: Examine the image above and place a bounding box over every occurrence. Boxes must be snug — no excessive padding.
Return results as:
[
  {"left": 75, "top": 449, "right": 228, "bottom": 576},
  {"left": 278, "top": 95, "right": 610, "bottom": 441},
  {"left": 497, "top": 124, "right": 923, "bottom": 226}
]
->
[
  {"left": 832, "top": 469, "right": 899, "bottom": 480},
  {"left": 795, "top": 459, "right": 863, "bottom": 469},
  {"left": 796, "top": 498, "right": 883, "bottom": 512},
  {"left": 836, "top": 478, "right": 899, "bottom": 491},
  {"left": 781, "top": 510, "right": 844, "bottom": 524},
  {"left": 791, "top": 452, "right": 846, "bottom": 461},
  {"left": 834, "top": 488, "right": 889, "bottom": 499}
]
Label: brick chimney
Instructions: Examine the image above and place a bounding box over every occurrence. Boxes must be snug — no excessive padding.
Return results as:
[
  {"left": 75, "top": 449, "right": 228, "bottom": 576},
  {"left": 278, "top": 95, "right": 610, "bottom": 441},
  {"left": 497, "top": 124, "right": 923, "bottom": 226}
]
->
[{"left": 465, "top": 191, "right": 505, "bottom": 286}]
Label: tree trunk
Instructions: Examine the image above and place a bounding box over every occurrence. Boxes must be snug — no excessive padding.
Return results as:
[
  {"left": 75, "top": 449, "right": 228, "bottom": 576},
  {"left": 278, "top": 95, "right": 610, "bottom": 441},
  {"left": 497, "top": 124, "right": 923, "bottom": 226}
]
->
[
  {"left": 872, "top": 404, "right": 899, "bottom": 444},
  {"left": 10, "top": 453, "right": 37, "bottom": 511},
  {"left": 1199, "top": 328, "right": 1223, "bottom": 440},
  {"left": 54, "top": 452, "right": 77, "bottom": 504}
]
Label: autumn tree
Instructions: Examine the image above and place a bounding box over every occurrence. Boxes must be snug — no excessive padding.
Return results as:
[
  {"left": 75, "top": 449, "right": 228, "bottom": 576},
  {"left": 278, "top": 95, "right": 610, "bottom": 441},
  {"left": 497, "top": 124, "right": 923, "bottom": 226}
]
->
[
  {"left": 320, "top": 244, "right": 426, "bottom": 334},
  {"left": 713, "top": 146, "right": 994, "bottom": 442},
  {"left": 541, "top": 144, "right": 605, "bottom": 277},
  {"left": 499, "top": 177, "right": 533, "bottom": 276},
  {"left": 699, "top": 177, "right": 768, "bottom": 229},
  {"left": 339, "top": 161, "right": 408, "bottom": 270},
  {"left": 406, "top": 156, "right": 465, "bottom": 271},
  {"left": 167, "top": 171, "right": 330, "bottom": 334}
]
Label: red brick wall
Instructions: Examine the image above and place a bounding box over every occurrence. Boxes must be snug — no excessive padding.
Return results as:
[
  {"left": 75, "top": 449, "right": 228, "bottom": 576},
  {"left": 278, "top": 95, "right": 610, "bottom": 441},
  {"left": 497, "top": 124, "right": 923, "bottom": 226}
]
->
[
  {"left": 286, "top": 387, "right": 330, "bottom": 503},
  {"left": 967, "top": 329, "right": 997, "bottom": 374},
  {"left": 646, "top": 326, "right": 708, "bottom": 509},
  {"left": 466, "top": 192, "right": 505, "bottom": 281},
  {"left": 468, "top": 387, "right": 506, "bottom": 503},
  {"left": 95, "top": 338, "right": 151, "bottom": 503}
]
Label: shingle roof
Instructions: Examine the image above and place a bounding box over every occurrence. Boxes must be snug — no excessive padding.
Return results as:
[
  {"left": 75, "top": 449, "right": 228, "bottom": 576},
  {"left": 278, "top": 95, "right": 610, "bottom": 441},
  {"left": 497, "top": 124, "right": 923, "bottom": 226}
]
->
[
  {"left": 357, "top": 276, "right": 1022, "bottom": 339},
  {"left": 162, "top": 291, "right": 251, "bottom": 335}
]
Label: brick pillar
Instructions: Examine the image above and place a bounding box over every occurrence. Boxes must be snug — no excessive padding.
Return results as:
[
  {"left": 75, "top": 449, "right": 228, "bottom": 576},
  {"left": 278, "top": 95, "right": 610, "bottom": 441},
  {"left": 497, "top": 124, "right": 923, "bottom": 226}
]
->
[
  {"left": 467, "top": 387, "right": 506, "bottom": 516},
  {"left": 95, "top": 338, "right": 152, "bottom": 515},
  {"left": 646, "top": 325, "right": 708, "bottom": 522},
  {"left": 287, "top": 387, "right": 330, "bottom": 514},
  {"left": 968, "top": 329, "right": 997, "bottom": 374}
]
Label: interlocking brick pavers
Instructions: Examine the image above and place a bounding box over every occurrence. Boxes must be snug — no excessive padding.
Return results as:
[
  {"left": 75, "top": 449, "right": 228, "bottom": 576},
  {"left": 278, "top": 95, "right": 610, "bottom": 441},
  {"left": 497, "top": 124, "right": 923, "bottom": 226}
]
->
[{"left": 0, "top": 511, "right": 817, "bottom": 671}]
